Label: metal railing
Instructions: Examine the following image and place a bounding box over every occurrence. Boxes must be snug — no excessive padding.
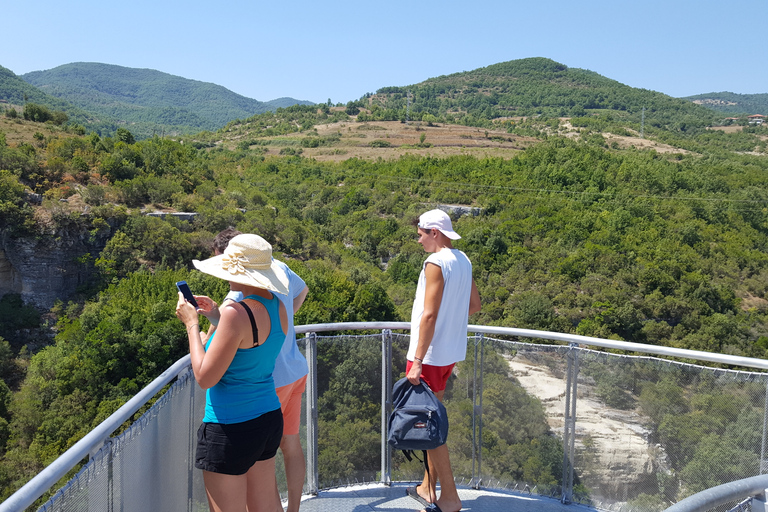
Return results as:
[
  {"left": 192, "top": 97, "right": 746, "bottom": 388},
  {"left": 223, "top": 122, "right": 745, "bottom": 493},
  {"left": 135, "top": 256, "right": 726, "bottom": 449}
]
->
[
  {"left": 663, "top": 474, "right": 768, "bottom": 512},
  {"left": 4, "top": 323, "right": 768, "bottom": 512},
  {"left": 0, "top": 355, "right": 196, "bottom": 512}
]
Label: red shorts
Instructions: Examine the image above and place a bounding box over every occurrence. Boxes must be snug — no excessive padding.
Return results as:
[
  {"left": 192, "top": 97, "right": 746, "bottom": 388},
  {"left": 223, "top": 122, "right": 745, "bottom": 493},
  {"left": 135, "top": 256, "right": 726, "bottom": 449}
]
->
[
  {"left": 406, "top": 360, "right": 455, "bottom": 392},
  {"left": 275, "top": 375, "right": 306, "bottom": 436}
]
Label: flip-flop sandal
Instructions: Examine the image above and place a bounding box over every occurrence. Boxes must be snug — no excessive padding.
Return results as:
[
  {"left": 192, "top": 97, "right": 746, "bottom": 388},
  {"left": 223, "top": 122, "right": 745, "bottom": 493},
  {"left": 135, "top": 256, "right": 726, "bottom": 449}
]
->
[
  {"left": 423, "top": 504, "right": 444, "bottom": 512},
  {"left": 406, "top": 486, "right": 431, "bottom": 507}
]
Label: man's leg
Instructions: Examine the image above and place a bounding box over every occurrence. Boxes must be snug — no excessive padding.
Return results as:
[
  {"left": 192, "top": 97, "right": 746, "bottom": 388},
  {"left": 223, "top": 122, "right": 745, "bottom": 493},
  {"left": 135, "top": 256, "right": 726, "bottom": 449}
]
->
[
  {"left": 415, "top": 387, "right": 461, "bottom": 511},
  {"left": 281, "top": 434, "right": 306, "bottom": 512},
  {"left": 423, "top": 442, "right": 461, "bottom": 512},
  {"left": 275, "top": 376, "right": 307, "bottom": 512}
]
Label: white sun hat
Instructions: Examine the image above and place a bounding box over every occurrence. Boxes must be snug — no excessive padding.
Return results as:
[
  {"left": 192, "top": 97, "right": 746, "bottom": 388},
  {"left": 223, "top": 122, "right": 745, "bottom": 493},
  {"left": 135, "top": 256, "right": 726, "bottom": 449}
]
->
[{"left": 192, "top": 234, "right": 289, "bottom": 295}]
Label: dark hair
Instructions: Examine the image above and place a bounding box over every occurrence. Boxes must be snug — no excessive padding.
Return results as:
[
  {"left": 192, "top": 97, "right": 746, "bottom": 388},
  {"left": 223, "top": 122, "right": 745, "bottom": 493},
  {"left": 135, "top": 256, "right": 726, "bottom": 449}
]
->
[
  {"left": 213, "top": 227, "right": 242, "bottom": 255},
  {"left": 411, "top": 217, "right": 432, "bottom": 232}
]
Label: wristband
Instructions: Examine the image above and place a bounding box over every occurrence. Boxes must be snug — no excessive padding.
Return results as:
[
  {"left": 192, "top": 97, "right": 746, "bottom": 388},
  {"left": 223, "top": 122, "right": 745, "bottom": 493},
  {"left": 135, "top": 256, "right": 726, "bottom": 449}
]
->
[{"left": 414, "top": 356, "right": 423, "bottom": 363}]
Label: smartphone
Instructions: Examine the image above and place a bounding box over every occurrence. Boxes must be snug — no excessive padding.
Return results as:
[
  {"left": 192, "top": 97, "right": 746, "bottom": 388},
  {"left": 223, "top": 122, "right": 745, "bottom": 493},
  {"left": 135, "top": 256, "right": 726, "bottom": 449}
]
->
[{"left": 175, "top": 281, "right": 198, "bottom": 308}]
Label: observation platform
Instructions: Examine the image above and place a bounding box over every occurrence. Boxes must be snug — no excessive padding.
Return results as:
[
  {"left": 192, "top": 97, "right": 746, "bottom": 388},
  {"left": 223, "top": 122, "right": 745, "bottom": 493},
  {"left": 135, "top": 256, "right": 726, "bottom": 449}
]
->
[{"left": 6, "top": 322, "right": 768, "bottom": 512}]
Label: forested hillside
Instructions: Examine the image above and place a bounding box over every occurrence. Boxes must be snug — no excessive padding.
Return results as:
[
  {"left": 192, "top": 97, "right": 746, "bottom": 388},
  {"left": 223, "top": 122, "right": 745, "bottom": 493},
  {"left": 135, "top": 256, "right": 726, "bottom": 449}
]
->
[
  {"left": 684, "top": 92, "right": 768, "bottom": 116},
  {"left": 0, "top": 66, "right": 100, "bottom": 129},
  {"left": 1, "top": 57, "right": 768, "bottom": 506},
  {"left": 361, "top": 58, "right": 720, "bottom": 131},
  {"left": 2, "top": 57, "right": 740, "bottom": 143},
  {"left": 21, "top": 63, "right": 313, "bottom": 139}
]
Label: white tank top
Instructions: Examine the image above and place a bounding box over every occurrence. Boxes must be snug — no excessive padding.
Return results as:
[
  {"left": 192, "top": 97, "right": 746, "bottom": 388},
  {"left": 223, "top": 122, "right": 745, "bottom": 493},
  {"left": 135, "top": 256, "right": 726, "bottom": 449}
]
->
[{"left": 408, "top": 248, "right": 473, "bottom": 366}]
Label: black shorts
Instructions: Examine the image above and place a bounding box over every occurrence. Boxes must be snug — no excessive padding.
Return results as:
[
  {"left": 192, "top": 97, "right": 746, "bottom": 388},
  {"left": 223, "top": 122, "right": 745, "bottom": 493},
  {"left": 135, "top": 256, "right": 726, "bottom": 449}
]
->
[{"left": 195, "top": 408, "right": 283, "bottom": 475}]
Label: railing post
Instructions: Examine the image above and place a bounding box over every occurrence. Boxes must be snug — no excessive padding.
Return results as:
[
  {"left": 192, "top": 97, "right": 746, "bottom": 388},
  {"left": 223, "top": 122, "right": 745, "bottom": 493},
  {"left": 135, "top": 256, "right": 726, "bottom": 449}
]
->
[
  {"left": 561, "top": 342, "right": 579, "bottom": 504},
  {"left": 381, "top": 329, "right": 393, "bottom": 485},
  {"left": 188, "top": 369, "right": 198, "bottom": 512},
  {"left": 761, "top": 378, "right": 768, "bottom": 474},
  {"left": 305, "top": 332, "right": 319, "bottom": 495},
  {"left": 471, "top": 333, "right": 485, "bottom": 489},
  {"left": 755, "top": 490, "right": 768, "bottom": 512}
]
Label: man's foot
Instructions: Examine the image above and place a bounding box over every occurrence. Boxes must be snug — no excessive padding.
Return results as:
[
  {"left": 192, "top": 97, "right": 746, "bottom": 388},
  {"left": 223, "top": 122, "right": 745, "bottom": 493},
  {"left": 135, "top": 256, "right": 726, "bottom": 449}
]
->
[
  {"left": 420, "top": 498, "right": 462, "bottom": 512},
  {"left": 406, "top": 485, "right": 431, "bottom": 507}
]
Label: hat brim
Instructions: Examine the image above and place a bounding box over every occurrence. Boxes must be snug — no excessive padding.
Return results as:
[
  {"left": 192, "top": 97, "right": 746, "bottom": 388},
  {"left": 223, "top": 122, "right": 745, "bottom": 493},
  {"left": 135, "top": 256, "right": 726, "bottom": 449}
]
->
[
  {"left": 192, "top": 255, "right": 289, "bottom": 295},
  {"left": 438, "top": 229, "right": 461, "bottom": 240}
]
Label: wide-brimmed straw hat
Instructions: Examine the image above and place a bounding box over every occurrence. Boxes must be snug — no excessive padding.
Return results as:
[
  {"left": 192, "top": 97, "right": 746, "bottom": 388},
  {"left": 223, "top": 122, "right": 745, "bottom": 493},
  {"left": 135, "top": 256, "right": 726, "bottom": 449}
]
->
[{"left": 193, "top": 234, "right": 289, "bottom": 295}]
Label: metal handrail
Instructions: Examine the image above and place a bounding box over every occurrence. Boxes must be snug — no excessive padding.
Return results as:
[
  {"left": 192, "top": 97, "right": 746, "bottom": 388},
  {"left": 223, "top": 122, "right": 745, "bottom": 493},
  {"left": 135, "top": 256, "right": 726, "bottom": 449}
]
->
[
  {"left": 6, "top": 322, "right": 768, "bottom": 512},
  {"left": 296, "top": 322, "right": 768, "bottom": 371},
  {"left": 663, "top": 474, "right": 768, "bottom": 512}
]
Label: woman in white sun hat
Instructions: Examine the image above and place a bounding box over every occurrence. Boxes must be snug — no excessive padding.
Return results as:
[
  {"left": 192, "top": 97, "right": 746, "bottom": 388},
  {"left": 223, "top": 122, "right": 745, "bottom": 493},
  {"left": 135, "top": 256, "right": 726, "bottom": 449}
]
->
[{"left": 175, "top": 233, "right": 289, "bottom": 512}]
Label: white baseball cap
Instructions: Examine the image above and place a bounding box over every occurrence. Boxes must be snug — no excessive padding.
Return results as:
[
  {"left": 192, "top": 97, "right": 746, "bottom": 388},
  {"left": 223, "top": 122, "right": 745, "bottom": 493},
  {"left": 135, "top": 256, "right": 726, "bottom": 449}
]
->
[{"left": 418, "top": 209, "right": 461, "bottom": 240}]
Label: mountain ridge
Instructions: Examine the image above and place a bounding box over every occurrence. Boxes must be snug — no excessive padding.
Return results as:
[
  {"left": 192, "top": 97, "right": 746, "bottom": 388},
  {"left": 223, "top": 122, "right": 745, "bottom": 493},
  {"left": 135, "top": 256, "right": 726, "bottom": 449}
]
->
[
  {"left": 18, "top": 62, "right": 314, "bottom": 139},
  {"left": 3, "top": 58, "right": 766, "bottom": 142}
]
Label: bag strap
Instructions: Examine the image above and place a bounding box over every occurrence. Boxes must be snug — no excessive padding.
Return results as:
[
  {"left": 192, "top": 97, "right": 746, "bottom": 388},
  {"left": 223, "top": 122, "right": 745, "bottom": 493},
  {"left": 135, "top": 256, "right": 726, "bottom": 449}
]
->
[
  {"left": 403, "top": 449, "right": 436, "bottom": 505},
  {"left": 237, "top": 301, "right": 260, "bottom": 347}
]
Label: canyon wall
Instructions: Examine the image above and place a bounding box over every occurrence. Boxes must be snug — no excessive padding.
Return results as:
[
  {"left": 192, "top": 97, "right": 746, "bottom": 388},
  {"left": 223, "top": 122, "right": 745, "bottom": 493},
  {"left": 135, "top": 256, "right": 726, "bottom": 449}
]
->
[{"left": 0, "top": 226, "right": 113, "bottom": 310}]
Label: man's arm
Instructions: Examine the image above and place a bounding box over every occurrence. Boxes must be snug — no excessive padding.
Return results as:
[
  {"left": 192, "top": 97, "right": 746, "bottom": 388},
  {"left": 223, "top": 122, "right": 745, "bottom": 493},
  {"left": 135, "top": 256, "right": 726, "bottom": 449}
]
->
[
  {"left": 407, "top": 262, "right": 444, "bottom": 384},
  {"left": 294, "top": 285, "right": 309, "bottom": 313},
  {"left": 469, "top": 279, "right": 481, "bottom": 316}
]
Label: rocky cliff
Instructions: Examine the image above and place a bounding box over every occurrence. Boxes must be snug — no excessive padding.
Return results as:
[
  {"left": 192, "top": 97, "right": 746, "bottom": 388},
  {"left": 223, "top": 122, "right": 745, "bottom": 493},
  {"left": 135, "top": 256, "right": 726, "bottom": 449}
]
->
[{"left": 0, "top": 225, "right": 114, "bottom": 311}]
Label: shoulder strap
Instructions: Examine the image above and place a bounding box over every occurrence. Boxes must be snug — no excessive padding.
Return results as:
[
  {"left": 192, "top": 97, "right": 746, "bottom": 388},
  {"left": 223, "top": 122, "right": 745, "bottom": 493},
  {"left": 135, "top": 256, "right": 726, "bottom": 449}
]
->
[{"left": 237, "top": 301, "right": 260, "bottom": 347}]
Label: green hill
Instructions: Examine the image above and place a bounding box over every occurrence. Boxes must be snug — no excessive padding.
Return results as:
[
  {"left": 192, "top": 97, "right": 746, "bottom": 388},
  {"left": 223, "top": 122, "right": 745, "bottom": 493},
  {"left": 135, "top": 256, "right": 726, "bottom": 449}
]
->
[
  {"left": 682, "top": 92, "right": 768, "bottom": 116},
  {"left": 21, "top": 62, "right": 314, "bottom": 139},
  {"left": 0, "top": 65, "right": 98, "bottom": 127},
  {"left": 365, "top": 57, "right": 718, "bottom": 131}
]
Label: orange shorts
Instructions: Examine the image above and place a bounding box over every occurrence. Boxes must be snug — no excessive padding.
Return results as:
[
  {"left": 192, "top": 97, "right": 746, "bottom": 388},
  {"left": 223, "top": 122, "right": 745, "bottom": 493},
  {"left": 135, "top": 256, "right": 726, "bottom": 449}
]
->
[
  {"left": 405, "top": 360, "right": 455, "bottom": 392},
  {"left": 275, "top": 375, "right": 307, "bottom": 436}
]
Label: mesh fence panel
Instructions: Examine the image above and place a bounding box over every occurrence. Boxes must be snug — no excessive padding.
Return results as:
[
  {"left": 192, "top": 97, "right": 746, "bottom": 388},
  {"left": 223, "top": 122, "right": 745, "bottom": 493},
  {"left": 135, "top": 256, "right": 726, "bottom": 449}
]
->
[
  {"left": 311, "top": 332, "right": 768, "bottom": 509},
  {"left": 313, "top": 332, "right": 387, "bottom": 488},
  {"left": 478, "top": 338, "right": 768, "bottom": 511},
  {"left": 38, "top": 367, "right": 207, "bottom": 512}
]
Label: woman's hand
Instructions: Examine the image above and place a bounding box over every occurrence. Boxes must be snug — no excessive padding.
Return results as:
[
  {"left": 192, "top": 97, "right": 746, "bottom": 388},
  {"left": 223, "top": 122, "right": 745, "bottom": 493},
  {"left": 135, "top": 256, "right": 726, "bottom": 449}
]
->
[
  {"left": 194, "top": 295, "right": 222, "bottom": 325},
  {"left": 175, "top": 292, "right": 199, "bottom": 328}
]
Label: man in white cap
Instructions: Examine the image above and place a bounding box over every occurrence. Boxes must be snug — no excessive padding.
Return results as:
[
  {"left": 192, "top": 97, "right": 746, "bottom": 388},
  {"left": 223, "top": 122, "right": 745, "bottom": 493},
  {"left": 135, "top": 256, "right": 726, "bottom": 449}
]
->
[{"left": 405, "top": 209, "right": 481, "bottom": 512}]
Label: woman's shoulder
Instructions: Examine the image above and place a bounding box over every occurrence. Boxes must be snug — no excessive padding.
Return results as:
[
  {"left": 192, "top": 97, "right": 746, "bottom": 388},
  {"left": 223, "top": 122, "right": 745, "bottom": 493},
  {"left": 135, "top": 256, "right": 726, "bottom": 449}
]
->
[{"left": 220, "top": 300, "right": 249, "bottom": 322}]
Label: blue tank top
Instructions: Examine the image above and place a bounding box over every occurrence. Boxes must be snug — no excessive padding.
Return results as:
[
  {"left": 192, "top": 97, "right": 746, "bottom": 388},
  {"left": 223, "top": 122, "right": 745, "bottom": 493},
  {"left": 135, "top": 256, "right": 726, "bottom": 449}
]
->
[{"left": 202, "top": 293, "right": 285, "bottom": 424}]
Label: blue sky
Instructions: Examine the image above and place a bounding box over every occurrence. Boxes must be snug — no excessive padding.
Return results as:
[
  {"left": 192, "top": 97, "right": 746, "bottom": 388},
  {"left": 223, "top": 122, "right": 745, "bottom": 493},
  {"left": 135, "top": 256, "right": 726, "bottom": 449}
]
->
[{"left": 3, "top": 0, "right": 766, "bottom": 104}]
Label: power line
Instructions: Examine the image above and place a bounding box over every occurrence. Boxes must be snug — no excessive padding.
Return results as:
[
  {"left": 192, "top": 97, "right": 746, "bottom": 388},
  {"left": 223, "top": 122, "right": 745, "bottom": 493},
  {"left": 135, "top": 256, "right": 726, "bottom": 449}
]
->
[{"left": 337, "top": 169, "right": 768, "bottom": 209}]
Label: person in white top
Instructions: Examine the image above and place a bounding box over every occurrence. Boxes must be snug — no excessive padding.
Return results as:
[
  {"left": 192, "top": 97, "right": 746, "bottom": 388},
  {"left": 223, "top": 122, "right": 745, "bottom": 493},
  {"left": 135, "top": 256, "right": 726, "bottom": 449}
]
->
[{"left": 405, "top": 209, "right": 481, "bottom": 512}]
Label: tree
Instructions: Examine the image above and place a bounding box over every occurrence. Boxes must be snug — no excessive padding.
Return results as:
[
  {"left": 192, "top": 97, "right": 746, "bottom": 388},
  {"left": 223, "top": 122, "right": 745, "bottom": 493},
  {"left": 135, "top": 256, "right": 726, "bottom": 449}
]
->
[
  {"left": 22, "top": 104, "right": 52, "bottom": 123},
  {"left": 115, "top": 127, "right": 136, "bottom": 144},
  {"left": 0, "top": 171, "right": 34, "bottom": 234}
]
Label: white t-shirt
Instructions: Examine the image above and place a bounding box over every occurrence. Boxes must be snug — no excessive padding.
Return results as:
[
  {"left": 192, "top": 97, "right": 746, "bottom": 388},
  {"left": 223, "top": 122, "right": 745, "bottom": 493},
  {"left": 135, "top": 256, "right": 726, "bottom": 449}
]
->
[
  {"left": 408, "top": 248, "right": 473, "bottom": 367},
  {"left": 272, "top": 260, "right": 308, "bottom": 388}
]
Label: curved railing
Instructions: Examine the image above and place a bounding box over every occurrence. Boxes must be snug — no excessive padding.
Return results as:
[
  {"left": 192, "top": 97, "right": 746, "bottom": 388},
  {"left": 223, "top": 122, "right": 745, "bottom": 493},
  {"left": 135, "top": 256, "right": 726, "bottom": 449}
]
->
[
  {"left": 0, "top": 355, "right": 195, "bottom": 512},
  {"left": 663, "top": 474, "right": 768, "bottom": 512},
  {"left": 4, "top": 323, "right": 768, "bottom": 512}
]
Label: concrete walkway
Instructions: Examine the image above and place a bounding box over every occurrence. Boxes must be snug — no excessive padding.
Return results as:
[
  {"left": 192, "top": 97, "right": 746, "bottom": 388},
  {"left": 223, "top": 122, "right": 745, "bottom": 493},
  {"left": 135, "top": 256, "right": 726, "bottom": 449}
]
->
[{"left": 295, "top": 482, "right": 598, "bottom": 512}]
